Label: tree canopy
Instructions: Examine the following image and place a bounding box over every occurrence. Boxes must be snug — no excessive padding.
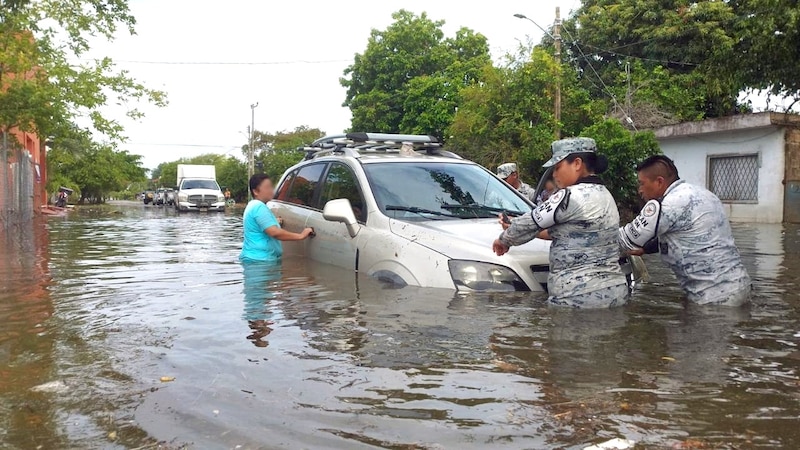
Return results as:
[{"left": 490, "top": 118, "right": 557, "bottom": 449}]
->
[
  {"left": 46, "top": 131, "right": 147, "bottom": 203},
  {"left": 341, "top": 10, "right": 491, "bottom": 137},
  {"left": 247, "top": 125, "right": 325, "bottom": 182},
  {"left": 0, "top": 0, "right": 166, "bottom": 144}
]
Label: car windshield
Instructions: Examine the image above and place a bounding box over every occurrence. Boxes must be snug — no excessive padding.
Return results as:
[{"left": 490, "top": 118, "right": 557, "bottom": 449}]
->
[
  {"left": 363, "top": 162, "right": 531, "bottom": 221},
  {"left": 181, "top": 180, "right": 220, "bottom": 190}
]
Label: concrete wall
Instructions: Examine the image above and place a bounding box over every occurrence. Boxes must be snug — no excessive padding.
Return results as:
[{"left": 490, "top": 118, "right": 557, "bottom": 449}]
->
[{"left": 657, "top": 126, "right": 785, "bottom": 223}]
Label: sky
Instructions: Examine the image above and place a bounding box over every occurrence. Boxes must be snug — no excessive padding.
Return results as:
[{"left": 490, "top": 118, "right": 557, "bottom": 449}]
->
[{"left": 81, "top": 0, "right": 581, "bottom": 170}]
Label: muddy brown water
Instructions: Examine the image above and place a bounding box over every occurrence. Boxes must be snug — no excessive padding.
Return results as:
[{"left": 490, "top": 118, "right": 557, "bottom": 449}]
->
[{"left": 1, "top": 202, "right": 799, "bottom": 449}]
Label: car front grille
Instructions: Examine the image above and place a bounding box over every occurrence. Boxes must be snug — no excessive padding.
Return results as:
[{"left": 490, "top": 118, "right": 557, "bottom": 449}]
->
[{"left": 188, "top": 194, "right": 217, "bottom": 205}]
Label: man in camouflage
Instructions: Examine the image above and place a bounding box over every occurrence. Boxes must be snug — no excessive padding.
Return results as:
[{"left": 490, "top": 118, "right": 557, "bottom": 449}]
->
[
  {"left": 497, "top": 163, "right": 537, "bottom": 202},
  {"left": 619, "top": 155, "right": 752, "bottom": 306}
]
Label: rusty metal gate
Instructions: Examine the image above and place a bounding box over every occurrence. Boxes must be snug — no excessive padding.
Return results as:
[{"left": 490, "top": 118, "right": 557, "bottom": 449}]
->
[{"left": 1, "top": 132, "right": 35, "bottom": 228}]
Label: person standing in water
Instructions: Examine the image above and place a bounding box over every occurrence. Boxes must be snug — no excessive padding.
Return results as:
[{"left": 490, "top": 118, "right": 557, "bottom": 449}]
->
[
  {"left": 240, "top": 174, "right": 314, "bottom": 263},
  {"left": 493, "top": 137, "right": 628, "bottom": 308}
]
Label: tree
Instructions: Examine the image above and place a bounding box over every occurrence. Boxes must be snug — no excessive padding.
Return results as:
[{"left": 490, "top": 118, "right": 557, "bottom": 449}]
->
[
  {"left": 724, "top": 0, "right": 800, "bottom": 108},
  {"left": 0, "top": 0, "right": 166, "bottom": 146},
  {"left": 247, "top": 126, "right": 325, "bottom": 182},
  {"left": 46, "top": 131, "right": 147, "bottom": 203},
  {"left": 559, "top": 0, "right": 742, "bottom": 122},
  {"left": 446, "top": 48, "right": 659, "bottom": 215},
  {"left": 341, "top": 10, "right": 491, "bottom": 137},
  {"left": 446, "top": 48, "right": 606, "bottom": 179}
]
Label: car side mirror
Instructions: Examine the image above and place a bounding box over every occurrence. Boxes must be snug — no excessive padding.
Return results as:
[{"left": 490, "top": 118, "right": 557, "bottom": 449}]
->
[{"left": 323, "top": 198, "right": 360, "bottom": 238}]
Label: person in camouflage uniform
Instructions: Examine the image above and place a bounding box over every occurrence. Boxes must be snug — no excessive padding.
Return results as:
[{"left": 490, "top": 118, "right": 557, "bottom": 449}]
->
[
  {"left": 493, "top": 138, "right": 629, "bottom": 308},
  {"left": 619, "top": 155, "right": 751, "bottom": 306},
  {"left": 497, "top": 163, "right": 537, "bottom": 202}
]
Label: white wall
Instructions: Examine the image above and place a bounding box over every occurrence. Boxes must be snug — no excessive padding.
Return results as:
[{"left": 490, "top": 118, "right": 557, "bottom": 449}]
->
[{"left": 657, "top": 126, "right": 785, "bottom": 223}]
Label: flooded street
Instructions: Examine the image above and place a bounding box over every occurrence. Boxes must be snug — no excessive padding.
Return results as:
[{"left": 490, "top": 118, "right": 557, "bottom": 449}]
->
[{"left": 2, "top": 203, "right": 800, "bottom": 449}]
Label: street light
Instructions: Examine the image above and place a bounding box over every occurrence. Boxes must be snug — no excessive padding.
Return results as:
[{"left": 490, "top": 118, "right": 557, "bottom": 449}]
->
[
  {"left": 514, "top": 9, "right": 562, "bottom": 139},
  {"left": 248, "top": 102, "right": 259, "bottom": 200}
]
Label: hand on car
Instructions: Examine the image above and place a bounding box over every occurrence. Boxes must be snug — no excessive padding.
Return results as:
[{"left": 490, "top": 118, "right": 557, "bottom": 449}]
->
[
  {"left": 492, "top": 239, "right": 510, "bottom": 256},
  {"left": 301, "top": 227, "right": 315, "bottom": 239},
  {"left": 498, "top": 213, "right": 511, "bottom": 230}
]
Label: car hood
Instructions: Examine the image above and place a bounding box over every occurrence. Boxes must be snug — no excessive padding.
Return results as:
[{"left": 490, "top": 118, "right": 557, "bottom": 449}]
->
[{"left": 388, "top": 217, "right": 550, "bottom": 263}]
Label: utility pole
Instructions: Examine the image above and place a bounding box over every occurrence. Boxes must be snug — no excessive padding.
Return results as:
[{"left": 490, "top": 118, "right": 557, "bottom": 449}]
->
[
  {"left": 513, "top": 11, "right": 562, "bottom": 140},
  {"left": 553, "top": 7, "right": 562, "bottom": 139},
  {"left": 248, "top": 102, "right": 258, "bottom": 200}
]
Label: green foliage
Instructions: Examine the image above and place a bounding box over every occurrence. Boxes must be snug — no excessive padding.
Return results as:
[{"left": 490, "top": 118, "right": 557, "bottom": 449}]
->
[
  {"left": 725, "top": 0, "right": 800, "bottom": 104},
  {"left": 245, "top": 126, "right": 325, "bottom": 183},
  {"left": 46, "top": 131, "right": 147, "bottom": 204},
  {"left": 341, "top": 10, "right": 491, "bottom": 137},
  {"left": 0, "top": 0, "right": 166, "bottom": 142},
  {"left": 560, "top": 0, "right": 742, "bottom": 121},
  {"left": 446, "top": 48, "right": 606, "bottom": 180}
]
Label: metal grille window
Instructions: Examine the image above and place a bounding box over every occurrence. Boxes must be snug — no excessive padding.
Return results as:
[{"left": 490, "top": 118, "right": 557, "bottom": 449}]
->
[{"left": 708, "top": 154, "right": 759, "bottom": 202}]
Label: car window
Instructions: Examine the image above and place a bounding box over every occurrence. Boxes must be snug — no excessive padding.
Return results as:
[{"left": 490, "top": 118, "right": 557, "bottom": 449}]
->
[
  {"left": 275, "top": 170, "right": 297, "bottom": 202},
  {"left": 363, "top": 162, "right": 531, "bottom": 220},
  {"left": 319, "top": 163, "right": 367, "bottom": 222},
  {"left": 181, "top": 179, "right": 220, "bottom": 190},
  {"left": 283, "top": 163, "right": 326, "bottom": 207}
]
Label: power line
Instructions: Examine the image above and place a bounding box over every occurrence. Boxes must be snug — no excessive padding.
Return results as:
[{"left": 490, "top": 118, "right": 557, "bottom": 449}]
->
[{"left": 560, "top": 26, "right": 637, "bottom": 130}]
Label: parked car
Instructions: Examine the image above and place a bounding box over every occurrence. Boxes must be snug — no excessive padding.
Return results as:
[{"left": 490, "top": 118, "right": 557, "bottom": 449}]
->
[
  {"left": 154, "top": 188, "right": 166, "bottom": 206},
  {"left": 268, "top": 133, "right": 551, "bottom": 292}
]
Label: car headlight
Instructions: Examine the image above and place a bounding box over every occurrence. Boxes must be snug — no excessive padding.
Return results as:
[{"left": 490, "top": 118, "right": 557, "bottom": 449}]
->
[
  {"left": 217, "top": 195, "right": 225, "bottom": 202},
  {"left": 448, "top": 260, "right": 528, "bottom": 292},
  {"left": 178, "top": 194, "right": 188, "bottom": 202}
]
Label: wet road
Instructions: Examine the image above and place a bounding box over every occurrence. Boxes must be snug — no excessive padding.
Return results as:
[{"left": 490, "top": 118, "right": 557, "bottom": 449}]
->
[{"left": 1, "top": 202, "right": 800, "bottom": 449}]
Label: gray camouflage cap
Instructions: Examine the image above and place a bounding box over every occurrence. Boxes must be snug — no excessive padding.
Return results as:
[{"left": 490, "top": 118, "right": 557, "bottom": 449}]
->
[
  {"left": 496, "top": 163, "right": 517, "bottom": 179},
  {"left": 543, "top": 137, "right": 597, "bottom": 168}
]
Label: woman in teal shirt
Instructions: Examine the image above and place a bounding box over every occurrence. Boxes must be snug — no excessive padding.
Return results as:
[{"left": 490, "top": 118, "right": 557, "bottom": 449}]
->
[{"left": 240, "top": 174, "right": 313, "bottom": 262}]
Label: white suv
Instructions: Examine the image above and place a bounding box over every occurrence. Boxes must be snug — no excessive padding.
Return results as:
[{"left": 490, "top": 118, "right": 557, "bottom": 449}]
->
[{"left": 269, "top": 133, "right": 551, "bottom": 292}]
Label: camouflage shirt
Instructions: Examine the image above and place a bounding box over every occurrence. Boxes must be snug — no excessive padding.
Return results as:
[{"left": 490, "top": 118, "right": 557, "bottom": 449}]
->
[
  {"left": 499, "top": 179, "right": 629, "bottom": 308},
  {"left": 517, "top": 181, "right": 537, "bottom": 202},
  {"left": 619, "top": 180, "right": 751, "bottom": 305}
]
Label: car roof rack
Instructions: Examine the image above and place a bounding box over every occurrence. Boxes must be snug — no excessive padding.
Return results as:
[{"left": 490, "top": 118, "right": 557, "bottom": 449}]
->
[{"left": 298, "top": 132, "right": 461, "bottom": 160}]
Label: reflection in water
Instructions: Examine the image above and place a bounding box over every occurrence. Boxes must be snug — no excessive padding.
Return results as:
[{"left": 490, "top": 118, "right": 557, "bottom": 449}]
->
[
  {"left": 1, "top": 205, "right": 800, "bottom": 449},
  {"left": 241, "top": 261, "right": 281, "bottom": 347}
]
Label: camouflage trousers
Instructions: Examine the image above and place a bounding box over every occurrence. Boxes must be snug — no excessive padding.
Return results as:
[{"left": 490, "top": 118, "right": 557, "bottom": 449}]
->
[{"left": 548, "top": 283, "right": 630, "bottom": 309}]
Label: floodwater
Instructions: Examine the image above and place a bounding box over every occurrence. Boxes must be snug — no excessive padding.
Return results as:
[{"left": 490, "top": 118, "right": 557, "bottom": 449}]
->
[{"left": 1, "top": 202, "right": 800, "bottom": 450}]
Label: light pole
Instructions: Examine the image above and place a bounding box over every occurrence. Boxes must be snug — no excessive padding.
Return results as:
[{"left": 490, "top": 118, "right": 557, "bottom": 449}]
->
[
  {"left": 514, "top": 9, "right": 562, "bottom": 139},
  {"left": 248, "top": 102, "right": 258, "bottom": 200}
]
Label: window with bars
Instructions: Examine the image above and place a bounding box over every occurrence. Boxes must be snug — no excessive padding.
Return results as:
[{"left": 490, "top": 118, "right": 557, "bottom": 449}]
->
[{"left": 708, "top": 154, "right": 759, "bottom": 202}]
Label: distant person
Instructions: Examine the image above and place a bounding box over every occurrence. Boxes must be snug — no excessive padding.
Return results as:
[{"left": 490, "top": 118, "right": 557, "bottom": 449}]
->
[
  {"left": 224, "top": 188, "right": 231, "bottom": 200},
  {"left": 536, "top": 178, "right": 557, "bottom": 205},
  {"left": 240, "top": 174, "right": 314, "bottom": 263},
  {"left": 494, "top": 137, "right": 628, "bottom": 308},
  {"left": 619, "top": 155, "right": 751, "bottom": 306},
  {"left": 497, "top": 163, "right": 537, "bottom": 202}
]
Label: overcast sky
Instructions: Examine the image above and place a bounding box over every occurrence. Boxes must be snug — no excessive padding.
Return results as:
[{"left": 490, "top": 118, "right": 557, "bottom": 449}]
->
[{"left": 80, "top": 0, "right": 580, "bottom": 170}]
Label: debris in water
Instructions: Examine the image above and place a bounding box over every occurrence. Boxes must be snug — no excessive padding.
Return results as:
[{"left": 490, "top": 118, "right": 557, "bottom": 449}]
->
[
  {"left": 583, "top": 438, "right": 636, "bottom": 450},
  {"left": 30, "top": 380, "right": 69, "bottom": 393},
  {"left": 160, "top": 376, "right": 175, "bottom": 382},
  {"left": 661, "top": 356, "right": 676, "bottom": 362},
  {"left": 108, "top": 431, "right": 117, "bottom": 440},
  {"left": 492, "top": 359, "right": 520, "bottom": 372}
]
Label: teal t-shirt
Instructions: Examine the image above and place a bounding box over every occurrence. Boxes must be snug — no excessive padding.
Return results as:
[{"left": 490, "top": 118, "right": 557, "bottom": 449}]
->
[{"left": 240, "top": 200, "right": 283, "bottom": 262}]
